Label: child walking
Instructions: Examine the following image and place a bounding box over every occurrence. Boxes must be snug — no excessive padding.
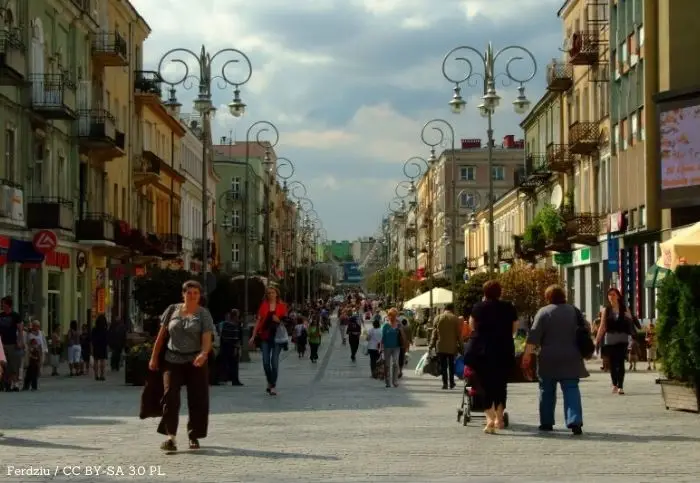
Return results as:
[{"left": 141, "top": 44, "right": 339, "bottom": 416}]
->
[{"left": 23, "top": 339, "right": 41, "bottom": 391}]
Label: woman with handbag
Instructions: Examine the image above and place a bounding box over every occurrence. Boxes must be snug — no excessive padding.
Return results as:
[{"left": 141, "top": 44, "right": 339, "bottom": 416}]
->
[
  {"left": 249, "top": 287, "right": 288, "bottom": 396},
  {"left": 148, "top": 280, "right": 215, "bottom": 453}
]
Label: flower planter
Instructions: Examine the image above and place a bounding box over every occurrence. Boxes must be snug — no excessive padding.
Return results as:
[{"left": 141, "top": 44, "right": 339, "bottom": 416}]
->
[
  {"left": 659, "top": 379, "right": 700, "bottom": 413},
  {"left": 125, "top": 358, "right": 148, "bottom": 386}
]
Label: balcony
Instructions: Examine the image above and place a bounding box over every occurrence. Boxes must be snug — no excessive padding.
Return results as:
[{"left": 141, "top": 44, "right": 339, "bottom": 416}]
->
[
  {"left": 91, "top": 32, "right": 128, "bottom": 67},
  {"left": 77, "top": 109, "right": 125, "bottom": 159},
  {"left": 566, "top": 213, "right": 602, "bottom": 246},
  {"left": 134, "top": 71, "right": 162, "bottom": 105},
  {"left": 497, "top": 246, "right": 514, "bottom": 263},
  {"left": 27, "top": 197, "right": 74, "bottom": 231},
  {"left": 0, "top": 28, "right": 25, "bottom": 86},
  {"left": 466, "top": 256, "right": 479, "bottom": 270},
  {"left": 142, "top": 233, "right": 164, "bottom": 257},
  {"left": 30, "top": 74, "right": 78, "bottom": 120},
  {"left": 113, "top": 219, "right": 131, "bottom": 246},
  {"left": 568, "top": 31, "right": 599, "bottom": 65},
  {"left": 546, "top": 144, "right": 576, "bottom": 172},
  {"left": 76, "top": 212, "right": 115, "bottom": 242},
  {"left": 568, "top": 121, "right": 600, "bottom": 155},
  {"left": 161, "top": 233, "right": 183, "bottom": 257},
  {"left": 546, "top": 61, "right": 573, "bottom": 92},
  {"left": 132, "top": 152, "right": 161, "bottom": 187}
]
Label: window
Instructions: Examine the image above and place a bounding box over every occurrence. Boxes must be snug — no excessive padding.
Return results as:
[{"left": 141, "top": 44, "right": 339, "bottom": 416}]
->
[
  {"left": 631, "top": 112, "right": 638, "bottom": 144},
  {"left": 613, "top": 123, "right": 619, "bottom": 153},
  {"left": 232, "top": 243, "right": 240, "bottom": 263},
  {"left": 639, "top": 25, "right": 644, "bottom": 47},
  {"left": 630, "top": 32, "right": 638, "bottom": 66},
  {"left": 121, "top": 187, "right": 126, "bottom": 220},
  {"left": 491, "top": 166, "right": 505, "bottom": 181},
  {"left": 621, "top": 41, "right": 628, "bottom": 66},
  {"left": 231, "top": 176, "right": 241, "bottom": 195},
  {"left": 58, "top": 155, "right": 66, "bottom": 198},
  {"left": 460, "top": 192, "right": 476, "bottom": 209},
  {"left": 113, "top": 183, "right": 118, "bottom": 216},
  {"left": 613, "top": 49, "right": 619, "bottom": 79},
  {"left": 33, "top": 141, "right": 44, "bottom": 195},
  {"left": 621, "top": 119, "right": 627, "bottom": 150},
  {"left": 232, "top": 209, "right": 241, "bottom": 228},
  {"left": 459, "top": 166, "right": 475, "bottom": 181},
  {"left": 4, "top": 128, "right": 15, "bottom": 181}
]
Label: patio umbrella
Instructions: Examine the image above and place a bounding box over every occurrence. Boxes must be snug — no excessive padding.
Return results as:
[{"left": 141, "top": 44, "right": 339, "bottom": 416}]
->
[{"left": 646, "top": 222, "right": 700, "bottom": 287}]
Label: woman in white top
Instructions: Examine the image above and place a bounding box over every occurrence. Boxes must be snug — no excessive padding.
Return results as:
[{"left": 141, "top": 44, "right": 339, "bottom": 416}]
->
[{"left": 366, "top": 319, "right": 383, "bottom": 378}]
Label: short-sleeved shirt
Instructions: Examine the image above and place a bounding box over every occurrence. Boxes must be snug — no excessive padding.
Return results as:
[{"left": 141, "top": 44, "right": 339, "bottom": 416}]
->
[
  {"left": 0, "top": 311, "right": 22, "bottom": 345},
  {"left": 162, "top": 304, "right": 215, "bottom": 364},
  {"left": 382, "top": 323, "right": 401, "bottom": 349}
]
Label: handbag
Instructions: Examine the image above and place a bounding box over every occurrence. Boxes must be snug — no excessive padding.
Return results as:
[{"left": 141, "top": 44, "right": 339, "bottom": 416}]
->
[
  {"left": 574, "top": 307, "right": 595, "bottom": 359},
  {"left": 274, "top": 323, "right": 289, "bottom": 345}
]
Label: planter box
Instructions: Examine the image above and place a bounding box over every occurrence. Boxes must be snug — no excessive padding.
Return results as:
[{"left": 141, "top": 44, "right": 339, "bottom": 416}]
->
[
  {"left": 413, "top": 337, "right": 428, "bottom": 347},
  {"left": 125, "top": 358, "right": 148, "bottom": 386},
  {"left": 659, "top": 379, "right": 700, "bottom": 413}
]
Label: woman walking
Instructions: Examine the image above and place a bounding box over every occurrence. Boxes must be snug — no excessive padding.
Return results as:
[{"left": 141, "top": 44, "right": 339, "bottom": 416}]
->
[
  {"left": 66, "top": 321, "right": 82, "bottom": 377},
  {"left": 294, "top": 317, "right": 307, "bottom": 358},
  {"left": 522, "top": 285, "right": 589, "bottom": 435},
  {"left": 596, "top": 288, "right": 634, "bottom": 395},
  {"left": 382, "top": 308, "right": 402, "bottom": 388},
  {"left": 366, "top": 318, "right": 382, "bottom": 378},
  {"left": 249, "top": 287, "right": 288, "bottom": 396},
  {"left": 308, "top": 318, "right": 321, "bottom": 363},
  {"left": 465, "top": 281, "right": 519, "bottom": 434},
  {"left": 91, "top": 315, "right": 109, "bottom": 381},
  {"left": 148, "top": 280, "right": 215, "bottom": 453}
]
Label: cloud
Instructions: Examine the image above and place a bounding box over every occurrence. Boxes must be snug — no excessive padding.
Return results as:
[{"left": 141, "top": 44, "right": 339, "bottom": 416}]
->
[{"left": 130, "top": 0, "right": 564, "bottom": 240}]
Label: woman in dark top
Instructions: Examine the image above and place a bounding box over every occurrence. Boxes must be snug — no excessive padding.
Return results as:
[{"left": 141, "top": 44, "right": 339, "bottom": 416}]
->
[
  {"left": 595, "top": 288, "right": 634, "bottom": 395},
  {"left": 79, "top": 323, "right": 91, "bottom": 376},
  {"left": 91, "top": 315, "right": 109, "bottom": 381},
  {"left": 467, "top": 280, "right": 518, "bottom": 434}
]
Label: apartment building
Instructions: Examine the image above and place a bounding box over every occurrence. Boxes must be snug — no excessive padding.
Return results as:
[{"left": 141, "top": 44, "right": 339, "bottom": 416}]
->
[{"left": 416, "top": 137, "right": 524, "bottom": 279}]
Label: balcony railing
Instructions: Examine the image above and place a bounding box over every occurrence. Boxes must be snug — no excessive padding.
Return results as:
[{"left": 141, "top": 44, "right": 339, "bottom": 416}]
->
[
  {"left": 76, "top": 212, "right": 115, "bottom": 242},
  {"left": 27, "top": 197, "right": 74, "bottom": 231},
  {"left": 566, "top": 213, "right": 602, "bottom": 246},
  {"left": 546, "top": 144, "right": 576, "bottom": 172},
  {"left": 132, "top": 152, "right": 161, "bottom": 188},
  {"left": 134, "top": 71, "right": 162, "bottom": 101},
  {"left": 77, "top": 109, "right": 118, "bottom": 150},
  {"left": 0, "top": 28, "right": 25, "bottom": 86},
  {"left": 497, "top": 246, "right": 514, "bottom": 263},
  {"left": 568, "top": 30, "right": 600, "bottom": 65},
  {"left": 546, "top": 61, "right": 573, "bottom": 92},
  {"left": 161, "top": 233, "right": 183, "bottom": 255},
  {"left": 568, "top": 121, "right": 600, "bottom": 155},
  {"left": 30, "top": 74, "right": 78, "bottom": 120},
  {"left": 91, "top": 32, "right": 128, "bottom": 66}
]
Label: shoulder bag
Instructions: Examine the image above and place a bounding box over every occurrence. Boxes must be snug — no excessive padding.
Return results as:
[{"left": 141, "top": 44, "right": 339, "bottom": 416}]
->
[{"left": 574, "top": 307, "right": 595, "bottom": 359}]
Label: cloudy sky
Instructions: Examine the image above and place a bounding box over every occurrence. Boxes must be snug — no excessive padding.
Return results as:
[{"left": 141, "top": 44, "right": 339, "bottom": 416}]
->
[{"left": 131, "top": 0, "right": 564, "bottom": 241}]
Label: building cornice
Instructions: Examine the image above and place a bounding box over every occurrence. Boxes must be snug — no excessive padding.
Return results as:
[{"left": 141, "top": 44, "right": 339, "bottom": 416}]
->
[{"left": 520, "top": 90, "right": 559, "bottom": 129}]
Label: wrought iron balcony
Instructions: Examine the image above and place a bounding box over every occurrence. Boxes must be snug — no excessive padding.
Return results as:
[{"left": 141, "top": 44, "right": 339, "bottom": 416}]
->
[
  {"left": 546, "top": 144, "right": 576, "bottom": 172},
  {"left": 565, "top": 213, "right": 602, "bottom": 246},
  {"left": 544, "top": 232, "right": 572, "bottom": 253},
  {"left": 568, "top": 121, "right": 600, "bottom": 155},
  {"left": 30, "top": 74, "right": 78, "bottom": 120},
  {"left": 568, "top": 30, "right": 600, "bottom": 65},
  {"left": 27, "top": 197, "right": 74, "bottom": 231},
  {"left": 91, "top": 32, "right": 128, "bottom": 66},
  {"left": 0, "top": 28, "right": 25, "bottom": 86},
  {"left": 132, "top": 152, "right": 161, "bottom": 188},
  {"left": 77, "top": 109, "right": 124, "bottom": 160},
  {"left": 546, "top": 61, "right": 573, "bottom": 92},
  {"left": 134, "top": 71, "right": 162, "bottom": 103},
  {"left": 497, "top": 245, "right": 514, "bottom": 263},
  {"left": 76, "top": 212, "right": 115, "bottom": 242}
]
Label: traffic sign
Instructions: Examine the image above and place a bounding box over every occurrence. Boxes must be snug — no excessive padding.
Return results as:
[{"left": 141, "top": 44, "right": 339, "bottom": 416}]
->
[{"left": 32, "top": 230, "right": 57, "bottom": 254}]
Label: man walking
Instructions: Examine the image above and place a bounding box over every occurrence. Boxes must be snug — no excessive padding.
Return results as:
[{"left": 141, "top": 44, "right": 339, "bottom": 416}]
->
[
  {"left": 219, "top": 309, "right": 244, "bottom": 386},
  {"left": 429, "top": 303, "right": 462, "bottom": 390},
  {"left": 346, "top": 313, "right": 363, "bottom": 362}
]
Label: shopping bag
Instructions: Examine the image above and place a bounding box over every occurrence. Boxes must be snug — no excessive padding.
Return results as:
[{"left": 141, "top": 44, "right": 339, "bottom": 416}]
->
[
  {"left": 415, "top": 352, "right": 429, "bottom": 376},
  {"left": 423, "top": 356, "right": 441, "bottom": 377},
  {"left": 454, "top": 355, "right": 465, "bottom": 380}
]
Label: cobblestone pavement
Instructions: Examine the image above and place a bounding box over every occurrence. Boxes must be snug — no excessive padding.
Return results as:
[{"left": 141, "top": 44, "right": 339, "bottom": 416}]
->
[{"left": 1, "top": 319, "right": 699, "bottom": 483}]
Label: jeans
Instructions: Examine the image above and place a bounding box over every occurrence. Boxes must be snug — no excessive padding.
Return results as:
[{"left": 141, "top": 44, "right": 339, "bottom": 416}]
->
[
  {"left": 368, "top": 349, "right": 379, "bottom": 376},
  {"left": 438, "top": 353, "right": 456, "bottom": 388},
  {"left": 383, "top": 347, "right": 400, "bottom": 386},
  {"left": 261, "top": 342, "right": 282, "bottom": 386},
  {"left": 607, "top": 343, "right": 627, "bottom": 389},
  {"left": 348, "top": 336, "right": 360, "bottom": 359},
  {"left": 309, "top": 342, "right": 320, "bottom": 361},
  {"left": 538, "top": 378, "right": 583, "bottom": 428}
]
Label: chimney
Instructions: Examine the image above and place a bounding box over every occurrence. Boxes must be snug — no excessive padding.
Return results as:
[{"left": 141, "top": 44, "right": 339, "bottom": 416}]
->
[
  {"left": 503, "top": 135, "right": 515, "bottom": 148},
  {"left": 461, "top": 138, "right": 482, "bottom": 149}
]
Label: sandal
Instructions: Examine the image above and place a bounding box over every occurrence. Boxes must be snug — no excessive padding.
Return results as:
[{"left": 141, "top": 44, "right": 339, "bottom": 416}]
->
[
  {"left": 189, "top": 439, "right": 200, "bottom": 450},
  {"left": 160, "top": 440, "right": 177, "bottom": 453}
]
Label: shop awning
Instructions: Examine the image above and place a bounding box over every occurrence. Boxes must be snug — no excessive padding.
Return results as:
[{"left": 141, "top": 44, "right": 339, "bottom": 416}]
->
[
  {"left": 645, "top": 264, "right": 670, "bottom": 288},
  {"left": 8, "top": 239, "right": 45, "bottom": 264}
]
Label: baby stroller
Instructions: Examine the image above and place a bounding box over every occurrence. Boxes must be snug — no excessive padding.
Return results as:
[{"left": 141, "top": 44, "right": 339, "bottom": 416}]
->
[{"left": 456, "top": 365, "right": 509, "bottom": 427}]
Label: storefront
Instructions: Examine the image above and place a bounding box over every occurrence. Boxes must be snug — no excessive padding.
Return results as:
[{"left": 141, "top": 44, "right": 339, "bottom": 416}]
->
[{"left": 561, "top": 245, "right": 608, "bottom": 321}]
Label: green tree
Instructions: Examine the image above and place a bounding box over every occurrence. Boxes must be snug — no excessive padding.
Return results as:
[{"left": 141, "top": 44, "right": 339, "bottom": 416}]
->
[
  {"left": 133, "top": 268, "right": 195, "bottom": 317},
  {"left": 499, "top": 265, "right": 562, "bottom": 319},
  {"left": 455, "top": 272, "right": 493, "bottom": 317}
]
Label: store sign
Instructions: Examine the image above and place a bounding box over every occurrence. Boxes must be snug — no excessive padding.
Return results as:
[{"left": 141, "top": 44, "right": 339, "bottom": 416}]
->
[
  {"left": 608, "top": 212, "right": 624, "bottom": 233},
  {"left": 607, "top": 234, "right": 619, "bottom": 272},
  {"left": 45, "top": 251, "right": 70, "bottom": 270}
]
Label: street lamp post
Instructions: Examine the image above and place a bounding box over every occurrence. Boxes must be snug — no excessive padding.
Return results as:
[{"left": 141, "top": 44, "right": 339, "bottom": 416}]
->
[
  {"left": 157, "top": 46, "right": 251, "bottom": 287},
  {"left": 442, "top": 42, "right": 536, "bottom": 273}
]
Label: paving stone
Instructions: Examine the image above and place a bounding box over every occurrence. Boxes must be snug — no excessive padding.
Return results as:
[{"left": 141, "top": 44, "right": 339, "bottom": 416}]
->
[{"left": 1, "top": 319, "right": 698, "bottom": 482}]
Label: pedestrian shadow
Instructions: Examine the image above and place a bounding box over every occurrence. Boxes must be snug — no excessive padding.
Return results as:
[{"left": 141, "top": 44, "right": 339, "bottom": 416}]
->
[
  {"left": 505, "top": 423, "right": 700, "bottom": 442},
  {"left": 0, "top": 435, "right": 98, "bottom": 451},
  {"left": 5, "top": 417, "right": 125, "bottom": 431},
  {"left": 189, "top": 446, "right": 339, "bottom": 460}
]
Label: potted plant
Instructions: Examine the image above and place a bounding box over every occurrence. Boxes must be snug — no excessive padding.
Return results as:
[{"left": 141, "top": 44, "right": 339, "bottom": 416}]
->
[
  {"left": 125, "top": 341, "right": 153, "bottom": 386},
  {"left": 656, "top": 266, "right": 700, "bottom": 413},
  {"left": 522, "top": 223, "right": 546, "bottom": 253}
]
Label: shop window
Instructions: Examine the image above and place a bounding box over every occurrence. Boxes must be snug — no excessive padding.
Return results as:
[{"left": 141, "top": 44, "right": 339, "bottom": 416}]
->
[{"left": 47, "top": 272, "right": 62, "bottom": 333}]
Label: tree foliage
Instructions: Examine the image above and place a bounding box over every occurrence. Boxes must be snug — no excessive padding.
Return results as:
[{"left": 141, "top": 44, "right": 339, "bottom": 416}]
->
[
  {"left": 499, "top": 265, "right": 562, "bottom": 319},
  {"left": 134, "top": 268, "right": 195, "bottom": 317},
  {"left": 207, "top": 275, "right": 267, "bottom": 320},
  {"left": 455, "top": 272, "right": 494, "bottom": 317},
  {"left": 365, "top": 267, "right": 405, "bottom": 296}
]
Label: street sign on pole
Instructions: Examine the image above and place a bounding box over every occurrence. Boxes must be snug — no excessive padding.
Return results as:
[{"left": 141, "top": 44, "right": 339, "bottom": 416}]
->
[{"left": 32, "top": 230, "right": 57, "bottom": 255}]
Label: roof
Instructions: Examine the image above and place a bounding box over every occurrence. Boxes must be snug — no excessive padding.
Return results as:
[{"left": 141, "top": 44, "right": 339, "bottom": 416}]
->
[
  {"left": 557, "top": 0, "right": 576, "bottom": 18},
  {"left": 519, "top": 90, "right": 558, "bottom": 129},
  {"left": 213, "top": 142, "right": 274, "bottom": 159},
  {"left": 123, "top": 0, "right": 152, "bottom": 33}
]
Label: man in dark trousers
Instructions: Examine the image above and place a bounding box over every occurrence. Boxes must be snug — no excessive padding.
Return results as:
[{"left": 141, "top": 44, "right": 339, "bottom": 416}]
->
[
  {"left": 219, "top": 309, "right": 243, "bottom": 386},
  {"left": 346, "top": 312, "right": 363, "bottom": 362}
]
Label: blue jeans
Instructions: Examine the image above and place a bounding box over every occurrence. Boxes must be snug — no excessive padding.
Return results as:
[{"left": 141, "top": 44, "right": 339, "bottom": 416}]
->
[
  {"left": 261, "top": 342, "right": 282, "bottom": 387},
  {"left": 538, "top": 378, "right": 583, "bottom": 428}
]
